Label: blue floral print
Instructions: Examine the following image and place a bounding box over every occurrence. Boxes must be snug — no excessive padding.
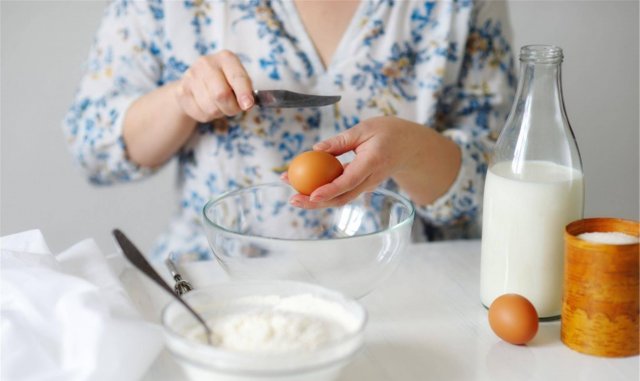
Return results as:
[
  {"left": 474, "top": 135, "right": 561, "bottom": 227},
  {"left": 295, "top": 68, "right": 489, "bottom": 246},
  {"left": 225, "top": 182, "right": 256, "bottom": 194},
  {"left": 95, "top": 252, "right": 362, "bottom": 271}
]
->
[{"left": 63, "top": 0, "right": 515, "bottom": 260}]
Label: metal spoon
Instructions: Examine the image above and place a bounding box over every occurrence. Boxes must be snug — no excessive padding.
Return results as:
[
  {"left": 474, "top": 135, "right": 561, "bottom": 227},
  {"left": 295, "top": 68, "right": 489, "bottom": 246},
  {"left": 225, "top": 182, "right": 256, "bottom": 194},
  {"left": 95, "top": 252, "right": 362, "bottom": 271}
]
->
[
  {"left": 112, "top": 229, "right": 212, "bottom": 344},
  {"left": 165, "top": 256, "right": 194, "bottom": 296}
]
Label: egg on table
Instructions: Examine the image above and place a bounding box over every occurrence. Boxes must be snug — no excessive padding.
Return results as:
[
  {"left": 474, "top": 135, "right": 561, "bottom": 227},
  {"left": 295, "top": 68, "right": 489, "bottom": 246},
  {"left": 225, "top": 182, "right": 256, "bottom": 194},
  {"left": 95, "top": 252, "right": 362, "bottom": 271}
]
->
[
  {"left": 488, "top": 293, "right": 539, "bottom": 345},
  {"left": 287, "top": 151, "right": 344, "bottom": 196}
]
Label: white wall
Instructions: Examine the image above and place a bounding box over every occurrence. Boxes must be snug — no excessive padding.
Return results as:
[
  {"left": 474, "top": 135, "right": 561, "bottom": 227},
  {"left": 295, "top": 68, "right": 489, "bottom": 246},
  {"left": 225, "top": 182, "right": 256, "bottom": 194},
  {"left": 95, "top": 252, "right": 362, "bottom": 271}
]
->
[
  {"left": 1, "top": 0, "right": 176, "bottom": 254},
  {"left": 1, "top": 1, "right": 638, "bottom": 254}
]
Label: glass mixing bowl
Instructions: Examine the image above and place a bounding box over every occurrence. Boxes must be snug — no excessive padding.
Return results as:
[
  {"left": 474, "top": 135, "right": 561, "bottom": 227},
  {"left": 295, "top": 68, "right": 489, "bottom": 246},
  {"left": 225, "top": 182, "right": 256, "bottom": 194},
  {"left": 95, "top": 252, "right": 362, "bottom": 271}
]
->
[{"left": 201, "top": 182, "right": 414, "bottom": 298}]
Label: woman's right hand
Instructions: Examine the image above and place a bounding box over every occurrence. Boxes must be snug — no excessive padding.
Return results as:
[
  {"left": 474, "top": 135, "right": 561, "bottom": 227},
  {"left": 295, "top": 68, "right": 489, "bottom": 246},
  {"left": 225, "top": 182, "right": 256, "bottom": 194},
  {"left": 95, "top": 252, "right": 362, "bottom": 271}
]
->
[{"left": 175, "top": 50, "right": 255, "bottom": 123}]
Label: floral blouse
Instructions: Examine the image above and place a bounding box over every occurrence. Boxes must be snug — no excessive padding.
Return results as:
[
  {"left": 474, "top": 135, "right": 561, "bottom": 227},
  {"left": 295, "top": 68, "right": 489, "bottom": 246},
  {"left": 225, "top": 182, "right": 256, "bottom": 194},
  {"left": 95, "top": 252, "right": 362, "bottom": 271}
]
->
[{"left": 63, "top": 0, "right": 515, "bottom": 261}]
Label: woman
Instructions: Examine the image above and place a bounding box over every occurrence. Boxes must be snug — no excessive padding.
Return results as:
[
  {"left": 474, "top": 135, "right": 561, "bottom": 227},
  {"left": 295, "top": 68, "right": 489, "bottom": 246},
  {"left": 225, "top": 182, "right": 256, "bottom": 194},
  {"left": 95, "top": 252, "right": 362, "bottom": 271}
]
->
[{"left": 63, "top": 0, "right": 515, "bottom": 261}]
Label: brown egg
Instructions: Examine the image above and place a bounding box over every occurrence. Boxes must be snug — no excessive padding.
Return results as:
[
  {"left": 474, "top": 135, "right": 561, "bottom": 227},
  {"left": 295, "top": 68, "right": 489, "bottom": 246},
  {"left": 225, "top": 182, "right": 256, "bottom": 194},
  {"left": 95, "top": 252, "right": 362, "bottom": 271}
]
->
[
  {"left": 288, "top": 151, "right": 344, "bottom": 196},
  {"left": 488, "top": 294, "right": 539, "bottom": 345}
]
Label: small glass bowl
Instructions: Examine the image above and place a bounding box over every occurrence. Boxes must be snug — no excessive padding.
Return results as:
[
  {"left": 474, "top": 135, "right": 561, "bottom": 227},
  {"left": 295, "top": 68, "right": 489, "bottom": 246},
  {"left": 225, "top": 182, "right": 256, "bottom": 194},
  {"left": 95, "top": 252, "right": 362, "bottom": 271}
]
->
[
  {"left": 201, "top": 182, "right": 415, "bottom": 298},
  {"left": 162, "top": 280, "right": 367, "bottom": 381}
]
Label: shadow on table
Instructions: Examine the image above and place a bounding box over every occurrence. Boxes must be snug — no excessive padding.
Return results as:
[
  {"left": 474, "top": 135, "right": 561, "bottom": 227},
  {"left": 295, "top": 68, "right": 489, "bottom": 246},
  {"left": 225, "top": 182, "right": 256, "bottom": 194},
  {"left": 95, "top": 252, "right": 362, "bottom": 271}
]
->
[
  {"left": 528, "top": 321, "right": 561, "bottom": 347},
  {"left": 483, "top": 322, "right": 560, "bottom": 379}
]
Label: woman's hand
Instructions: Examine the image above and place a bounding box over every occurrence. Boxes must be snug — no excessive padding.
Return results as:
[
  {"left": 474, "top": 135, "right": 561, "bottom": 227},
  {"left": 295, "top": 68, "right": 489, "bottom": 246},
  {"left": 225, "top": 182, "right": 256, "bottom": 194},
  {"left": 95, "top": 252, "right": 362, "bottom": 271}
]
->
[
  {"left": 124, "top": 50, "right": 254, "bottom": 168},
  {"left": 286, "top": 116, "right": 462, "bottom": 209},
  {"left": 175, "top": 50, "right": 255, "bottom": 122}
]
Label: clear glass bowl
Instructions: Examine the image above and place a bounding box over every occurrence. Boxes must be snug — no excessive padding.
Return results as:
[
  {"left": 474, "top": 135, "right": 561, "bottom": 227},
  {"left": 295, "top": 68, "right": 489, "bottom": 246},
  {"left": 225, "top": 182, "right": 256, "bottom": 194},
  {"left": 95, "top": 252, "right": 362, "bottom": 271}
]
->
[
  {"left": 201, "top": 182, "right": 415, "bottom": 298},
  {"left": 162, "top": 280, "right": 367, "bottom": 381}
]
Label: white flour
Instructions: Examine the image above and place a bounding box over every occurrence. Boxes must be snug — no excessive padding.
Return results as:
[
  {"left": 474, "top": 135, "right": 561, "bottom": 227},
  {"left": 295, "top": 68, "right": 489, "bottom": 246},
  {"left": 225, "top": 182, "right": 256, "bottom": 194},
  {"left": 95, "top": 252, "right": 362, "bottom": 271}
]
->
[
  {"left": 577, "top": 232, "right": 639, "bottom": 245},
  {"left": 187, "top": 294, "right": 359, "bottom": 354}
]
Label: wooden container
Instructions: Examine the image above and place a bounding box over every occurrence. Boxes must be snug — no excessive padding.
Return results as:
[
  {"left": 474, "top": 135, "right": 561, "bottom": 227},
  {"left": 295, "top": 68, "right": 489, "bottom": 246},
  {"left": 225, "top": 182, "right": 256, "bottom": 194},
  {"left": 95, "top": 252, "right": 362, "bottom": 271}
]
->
[{"left": 561, "top": 218, "right": 639, "bottom": 357}]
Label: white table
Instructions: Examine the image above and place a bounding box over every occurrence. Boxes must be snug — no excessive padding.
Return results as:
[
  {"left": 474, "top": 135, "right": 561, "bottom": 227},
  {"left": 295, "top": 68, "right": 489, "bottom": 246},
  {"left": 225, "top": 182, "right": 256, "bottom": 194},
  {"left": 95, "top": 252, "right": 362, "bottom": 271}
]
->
[{"left": 144, "top": 240, "right": 639, "bottom": 381}]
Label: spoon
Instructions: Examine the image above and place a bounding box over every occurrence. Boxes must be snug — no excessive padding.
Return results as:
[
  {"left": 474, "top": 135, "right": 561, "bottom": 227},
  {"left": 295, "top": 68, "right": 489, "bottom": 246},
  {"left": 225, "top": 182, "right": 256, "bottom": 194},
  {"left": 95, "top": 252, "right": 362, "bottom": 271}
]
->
[
  {"left": 165, "top": 256, "right": 194, "bottom": 296},
  {"left": 112, "top": 229, "right": 212, "bottom": 344}
]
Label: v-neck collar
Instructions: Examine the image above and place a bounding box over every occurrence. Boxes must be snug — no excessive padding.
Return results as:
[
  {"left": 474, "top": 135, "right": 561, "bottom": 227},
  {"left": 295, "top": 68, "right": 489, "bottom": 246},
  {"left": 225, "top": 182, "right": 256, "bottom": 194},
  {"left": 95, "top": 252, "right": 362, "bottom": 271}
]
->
[{"left": 281, "top": 0, "right": 369, "bottom": 75}]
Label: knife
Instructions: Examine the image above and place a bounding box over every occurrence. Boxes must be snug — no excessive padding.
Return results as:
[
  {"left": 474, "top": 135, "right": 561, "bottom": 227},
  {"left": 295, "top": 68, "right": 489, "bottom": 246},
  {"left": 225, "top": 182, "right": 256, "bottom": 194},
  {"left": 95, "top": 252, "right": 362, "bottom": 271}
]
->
[
  {"left": 112, "top": 229, "right": 213, "bottom": 343},
  {"left": 253, "top": 90, "right": 340, "bottom": 108}
]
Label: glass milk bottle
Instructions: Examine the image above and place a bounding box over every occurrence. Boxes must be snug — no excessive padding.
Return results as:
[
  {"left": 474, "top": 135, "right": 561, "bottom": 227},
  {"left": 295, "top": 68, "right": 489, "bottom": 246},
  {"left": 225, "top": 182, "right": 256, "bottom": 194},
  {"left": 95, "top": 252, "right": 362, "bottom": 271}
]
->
[{"left": 480, "top": 45, "right": 584, "bottom": 319}]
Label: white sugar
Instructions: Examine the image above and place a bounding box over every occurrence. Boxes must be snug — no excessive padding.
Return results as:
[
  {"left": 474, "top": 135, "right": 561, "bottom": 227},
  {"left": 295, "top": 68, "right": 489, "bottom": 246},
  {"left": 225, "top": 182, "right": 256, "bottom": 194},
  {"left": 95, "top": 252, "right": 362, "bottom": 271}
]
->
[{"left": 577, "top": 232, "right": 639, "bottom": 245}]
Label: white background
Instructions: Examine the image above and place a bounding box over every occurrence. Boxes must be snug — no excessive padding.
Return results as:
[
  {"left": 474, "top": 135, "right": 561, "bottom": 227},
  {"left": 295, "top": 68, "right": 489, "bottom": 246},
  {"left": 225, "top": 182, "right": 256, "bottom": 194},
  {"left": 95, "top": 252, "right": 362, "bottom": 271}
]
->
[{"left": 1, "top": 0, "right": 638, "bottom": 254}]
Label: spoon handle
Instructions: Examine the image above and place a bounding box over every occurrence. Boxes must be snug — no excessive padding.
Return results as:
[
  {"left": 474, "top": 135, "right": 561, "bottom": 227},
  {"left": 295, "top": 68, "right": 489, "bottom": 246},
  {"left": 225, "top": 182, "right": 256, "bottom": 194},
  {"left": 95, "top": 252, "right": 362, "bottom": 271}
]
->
[{"left": 112, "top": 229, "right": 212, "bottom": 343}]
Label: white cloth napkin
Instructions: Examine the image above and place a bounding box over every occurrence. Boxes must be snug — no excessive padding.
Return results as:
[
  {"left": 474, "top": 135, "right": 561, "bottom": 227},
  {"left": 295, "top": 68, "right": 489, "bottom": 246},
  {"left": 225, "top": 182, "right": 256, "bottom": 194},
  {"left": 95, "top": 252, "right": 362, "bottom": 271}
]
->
[{"left": 1, "top": 230, "right": 164, "bottom": 381}]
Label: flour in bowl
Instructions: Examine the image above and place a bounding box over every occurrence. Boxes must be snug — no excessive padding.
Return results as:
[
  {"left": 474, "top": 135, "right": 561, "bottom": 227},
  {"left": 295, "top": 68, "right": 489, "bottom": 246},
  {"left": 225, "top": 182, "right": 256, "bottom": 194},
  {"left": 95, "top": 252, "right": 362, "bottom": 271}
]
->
[{"left": 187, "top": 294, "right": 360, "bottom": 354}]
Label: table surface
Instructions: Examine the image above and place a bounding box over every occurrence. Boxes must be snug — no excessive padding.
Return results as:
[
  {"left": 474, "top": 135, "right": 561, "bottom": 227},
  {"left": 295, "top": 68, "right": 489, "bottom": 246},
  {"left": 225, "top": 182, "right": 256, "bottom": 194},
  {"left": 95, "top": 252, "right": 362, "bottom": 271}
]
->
[{"left": 143, "top": 240, "right": 639, "bottom": 381}]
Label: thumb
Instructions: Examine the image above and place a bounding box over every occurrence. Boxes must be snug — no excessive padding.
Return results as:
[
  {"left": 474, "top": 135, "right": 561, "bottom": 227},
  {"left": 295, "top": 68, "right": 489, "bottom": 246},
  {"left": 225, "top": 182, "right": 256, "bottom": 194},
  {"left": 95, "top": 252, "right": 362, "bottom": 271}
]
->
[{"left": 313, "top": 125, "right": 366, "bottom": 155}]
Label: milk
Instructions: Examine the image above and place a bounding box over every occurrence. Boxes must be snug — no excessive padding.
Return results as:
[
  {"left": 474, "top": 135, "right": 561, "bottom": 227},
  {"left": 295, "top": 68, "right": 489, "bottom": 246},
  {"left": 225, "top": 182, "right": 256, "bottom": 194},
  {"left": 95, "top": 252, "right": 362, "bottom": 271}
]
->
[{"left": 480, "top": 160, "right": 583, "bottom": 318}]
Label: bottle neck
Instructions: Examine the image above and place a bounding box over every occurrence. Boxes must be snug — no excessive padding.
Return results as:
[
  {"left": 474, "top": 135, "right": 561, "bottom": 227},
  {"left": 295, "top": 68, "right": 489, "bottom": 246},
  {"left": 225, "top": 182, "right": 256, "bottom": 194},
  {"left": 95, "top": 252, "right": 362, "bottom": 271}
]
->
[
  {"left": 514, "top": 61, "right": 567, "bottom": 120},
  {"left": 492, "top": 45, "right": 582, "bottom": 173}
]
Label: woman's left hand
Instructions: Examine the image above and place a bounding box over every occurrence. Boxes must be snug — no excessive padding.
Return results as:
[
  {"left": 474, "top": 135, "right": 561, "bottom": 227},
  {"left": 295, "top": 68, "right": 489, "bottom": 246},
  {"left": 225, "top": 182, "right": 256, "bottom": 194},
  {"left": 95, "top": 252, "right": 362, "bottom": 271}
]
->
[{"left": 285, "top": 116, "right": 462, "bottom": 209}]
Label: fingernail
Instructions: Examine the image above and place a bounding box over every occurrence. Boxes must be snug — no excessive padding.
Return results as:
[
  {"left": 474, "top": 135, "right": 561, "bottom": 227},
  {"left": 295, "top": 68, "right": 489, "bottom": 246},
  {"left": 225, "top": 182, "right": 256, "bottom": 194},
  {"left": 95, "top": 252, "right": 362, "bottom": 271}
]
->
[
  {"left": 290, "top": 199, "right": 302, "bottom": 207},
  {"left": 310, "top": 194, "right": 325, "bottom": 202},
  {"left": 240, "top": 95, "right": 253, "bottom": 110},
  {"left": 314, "top": 141, "right": 329, "bottom": 150}
]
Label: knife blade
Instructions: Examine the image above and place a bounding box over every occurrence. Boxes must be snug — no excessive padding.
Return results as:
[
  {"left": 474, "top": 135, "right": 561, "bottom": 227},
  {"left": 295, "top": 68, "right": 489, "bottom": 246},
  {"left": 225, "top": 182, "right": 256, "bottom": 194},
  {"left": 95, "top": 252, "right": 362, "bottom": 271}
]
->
[{"left": 253, "top": 90, "right": 340, "bottom": 108}]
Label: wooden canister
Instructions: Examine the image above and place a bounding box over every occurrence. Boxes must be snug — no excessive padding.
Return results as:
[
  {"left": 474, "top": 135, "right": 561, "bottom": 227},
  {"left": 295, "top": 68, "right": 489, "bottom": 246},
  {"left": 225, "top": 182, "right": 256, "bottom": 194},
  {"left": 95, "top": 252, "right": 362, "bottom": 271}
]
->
[{"left": 561, "top": 218, "right": 639, "bottom": 357}]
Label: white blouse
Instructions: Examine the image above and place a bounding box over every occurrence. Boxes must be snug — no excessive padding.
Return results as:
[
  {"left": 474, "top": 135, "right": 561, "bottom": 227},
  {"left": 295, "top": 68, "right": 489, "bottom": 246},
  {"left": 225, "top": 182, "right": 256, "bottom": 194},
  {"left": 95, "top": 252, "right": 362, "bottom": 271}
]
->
[{"left": 63, "top": 0, "right": 515, "bottom": 261}]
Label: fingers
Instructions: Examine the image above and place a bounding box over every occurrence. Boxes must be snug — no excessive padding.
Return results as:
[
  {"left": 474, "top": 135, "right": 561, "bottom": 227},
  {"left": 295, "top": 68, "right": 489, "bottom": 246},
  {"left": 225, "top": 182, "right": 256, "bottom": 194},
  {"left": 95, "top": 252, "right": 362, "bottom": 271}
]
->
[
  {"left": 287, "top": 117, "right": 400, "bottom": 210},
  {"left": 290, "top": 174, "right": 377, "bottom": 209},
  {"left": 313, "top": 124, "right": 368, "bottom": 155},
  {"left": 280, "top": 171, "right": 290, "bottom": 185},
  {"left": 176, "top": 50, "right": 254, "bottom": 122},
  {"left": 175, "top": 82, "right": 210, "bottom": 123},
  {"left": 217, "top": 50, "right": 254, "bottom": 110},
  {"left": 309, "top": 159, "right": 370, "bottom": 202},
  {"left": 207, "top": 67, "right": 242, "bottom": 116},
  {"left": 185, "top": 69, "right": 224, "bottom": 120},
  {"left": 288, "top": 159, "right": 375, "bottom": 209}
]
